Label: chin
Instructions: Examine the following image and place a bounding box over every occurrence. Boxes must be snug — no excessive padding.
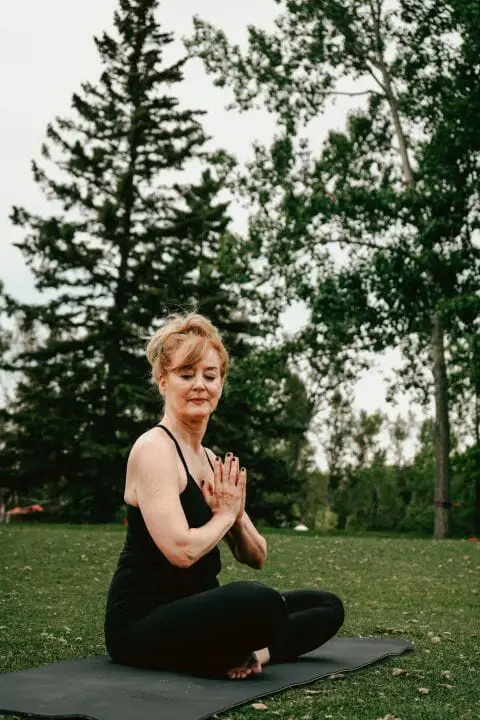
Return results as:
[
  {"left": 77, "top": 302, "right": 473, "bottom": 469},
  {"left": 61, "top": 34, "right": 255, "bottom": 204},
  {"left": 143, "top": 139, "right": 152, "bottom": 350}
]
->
[{"left": 187, "top": 405, "right": 211, "bottom": 416}]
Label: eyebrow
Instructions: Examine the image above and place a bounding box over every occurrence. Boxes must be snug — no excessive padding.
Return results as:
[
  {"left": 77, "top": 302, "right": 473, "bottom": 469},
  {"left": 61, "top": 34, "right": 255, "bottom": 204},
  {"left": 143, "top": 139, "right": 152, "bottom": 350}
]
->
[{"left": 179, "top": 365, "right": 219, "bottom": 371}]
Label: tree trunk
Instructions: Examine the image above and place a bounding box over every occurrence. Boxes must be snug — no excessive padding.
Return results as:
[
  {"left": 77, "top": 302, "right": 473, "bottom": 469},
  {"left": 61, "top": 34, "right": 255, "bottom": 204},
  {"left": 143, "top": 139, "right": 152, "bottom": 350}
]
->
[
  {"left": 431, "top": 311, "right": 451, "bottom": 539},
  {"left": 370, "top": 10, "right": 453, "bottom": 540}
]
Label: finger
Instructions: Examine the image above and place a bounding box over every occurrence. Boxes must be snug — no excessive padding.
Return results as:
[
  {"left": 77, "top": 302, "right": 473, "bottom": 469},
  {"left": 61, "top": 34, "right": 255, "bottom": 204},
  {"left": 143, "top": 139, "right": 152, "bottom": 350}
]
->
[
  {"left": 238, "top": 468, "right": 247, "bottom": 493},
  {"left": 223, "top": 452, "right": 232, "bottom": 482},
  {"left": 214, "top": 457, "right": 222, "bottom": 484},
  {"left": 240, "top": 467, "right": 247, "bottom": 490},
  {"left": 229, "top": 456, "right": 239, "bottom": 484}
]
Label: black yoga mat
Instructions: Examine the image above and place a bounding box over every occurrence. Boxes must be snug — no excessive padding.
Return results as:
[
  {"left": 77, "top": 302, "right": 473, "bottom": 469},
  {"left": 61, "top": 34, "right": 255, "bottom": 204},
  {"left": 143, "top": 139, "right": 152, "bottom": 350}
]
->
[{"left": 0, "top": 636, "right": 413, "bottom": 720}]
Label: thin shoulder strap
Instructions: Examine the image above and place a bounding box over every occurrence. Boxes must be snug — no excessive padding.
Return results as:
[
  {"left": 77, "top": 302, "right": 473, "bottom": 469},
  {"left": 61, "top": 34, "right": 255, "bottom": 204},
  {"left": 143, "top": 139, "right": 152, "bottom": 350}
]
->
[
  {"left": 156, "top": 424, "right": 190, "bottom": 478},
  {"left": 203, "top": 448, "right": 214, "bottom": 472}
]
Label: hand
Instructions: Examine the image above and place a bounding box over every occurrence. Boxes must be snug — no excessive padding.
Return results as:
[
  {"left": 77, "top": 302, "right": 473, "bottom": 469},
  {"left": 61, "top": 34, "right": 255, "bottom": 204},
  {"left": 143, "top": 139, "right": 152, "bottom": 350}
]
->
[
  {"left": 221, "top": 453, "right": 247, "bottom": 521},
  {"left": 221, "top": 453, "right": 247, "bottom": 522},
  {"left": 201, "top": 453, "right": 245, "bottom": 522}
]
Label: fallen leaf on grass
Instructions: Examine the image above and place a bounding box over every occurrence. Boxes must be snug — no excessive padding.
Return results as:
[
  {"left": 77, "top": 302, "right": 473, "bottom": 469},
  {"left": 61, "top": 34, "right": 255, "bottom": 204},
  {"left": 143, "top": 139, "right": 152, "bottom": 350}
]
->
[
  {"left": 304, "top": 689, "right": 320, "bottom": 695},
  {"left": 440, "top": 670, "right": 452, "bottom": 678},
  {"left": 251, "top": 702, "right": 269, "bottom": 710},
  {"left": 438, "top": 683, "right": 454, "bottom": 689},
  {"left": 376, "top": 715, "right": 402, "bottom": 720},
  {"left": 418, "top": 687, "right": 429, "bottom": 694},
  {"left": 328, "top": 672, "right": 345, "bottom": 680},
  {"left": 391, "top": 667, "right": 408, "bottom": 676}
]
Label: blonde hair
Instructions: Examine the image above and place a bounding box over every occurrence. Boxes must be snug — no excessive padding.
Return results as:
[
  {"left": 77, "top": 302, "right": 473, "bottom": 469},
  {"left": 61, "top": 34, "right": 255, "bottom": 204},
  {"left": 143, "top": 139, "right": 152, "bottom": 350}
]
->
[{"left": 146, "top": 312, "right": 229, "bottom": 384}]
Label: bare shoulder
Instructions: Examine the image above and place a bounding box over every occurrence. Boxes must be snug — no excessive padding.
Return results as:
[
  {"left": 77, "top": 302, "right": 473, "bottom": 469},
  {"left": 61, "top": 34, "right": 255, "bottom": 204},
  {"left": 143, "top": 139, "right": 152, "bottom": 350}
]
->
[
  {"left": 127, "top": 427, "right": 179, "bottom": 490},
  {"left": 129, "top": 426, "right": 169, "bottom": 460}
]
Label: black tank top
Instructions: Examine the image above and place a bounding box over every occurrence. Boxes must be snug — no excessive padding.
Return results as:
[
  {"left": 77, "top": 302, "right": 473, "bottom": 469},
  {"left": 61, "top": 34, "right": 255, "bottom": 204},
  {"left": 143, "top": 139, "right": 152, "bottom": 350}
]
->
[{"left": 105, "top": 425, "right": 221, "bottom": 631}]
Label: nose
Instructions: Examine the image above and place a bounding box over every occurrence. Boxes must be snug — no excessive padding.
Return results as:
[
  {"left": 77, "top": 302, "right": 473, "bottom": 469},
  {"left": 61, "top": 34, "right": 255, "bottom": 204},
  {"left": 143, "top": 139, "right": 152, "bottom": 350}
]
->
[{"left": 192, "top": 373, "right": 205, "bottom": 389}]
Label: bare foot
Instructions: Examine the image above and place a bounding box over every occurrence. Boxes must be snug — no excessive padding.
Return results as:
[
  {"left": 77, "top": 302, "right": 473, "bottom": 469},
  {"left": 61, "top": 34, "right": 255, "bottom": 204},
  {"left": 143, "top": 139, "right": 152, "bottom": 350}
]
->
[{"left": 227, "top": 652, "right": 262, "bottom": 680}]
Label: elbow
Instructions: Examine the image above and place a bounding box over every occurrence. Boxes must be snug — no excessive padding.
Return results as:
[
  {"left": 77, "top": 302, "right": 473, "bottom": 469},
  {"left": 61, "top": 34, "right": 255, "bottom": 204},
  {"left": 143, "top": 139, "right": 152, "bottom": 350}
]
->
[
  {"left": 171, "top": 552, "right": 195, "bottom": 569},
  {"left": 255, "top": 541, "right": 268, "bottom": 569},
  {"left": 161, "top": 539, "right": 197, "bottom": 569},
  {"left": 171, "top": 545, "right": 198, "bottom": 569},
  {"left": 250, "top": 559, "right": 264, "bottom": 570},
  {"left": 248, "top": 549, "right": 268, "bottom": 570},
  {"left": 256, "top": 553, "right": 268, "bottom": 570}
]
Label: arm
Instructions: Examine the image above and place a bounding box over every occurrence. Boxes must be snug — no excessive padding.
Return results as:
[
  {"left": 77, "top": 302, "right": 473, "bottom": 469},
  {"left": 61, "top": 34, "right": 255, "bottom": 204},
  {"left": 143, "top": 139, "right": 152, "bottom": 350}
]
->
[
  {"left": 203, "top": 447, "right": 267, "bottom": 569},
  {"left": 132, "top": 436, "right": 237, "bottom": 569},
  {"left": 225, "top": 512, "right": 268, "bottom": 570}
]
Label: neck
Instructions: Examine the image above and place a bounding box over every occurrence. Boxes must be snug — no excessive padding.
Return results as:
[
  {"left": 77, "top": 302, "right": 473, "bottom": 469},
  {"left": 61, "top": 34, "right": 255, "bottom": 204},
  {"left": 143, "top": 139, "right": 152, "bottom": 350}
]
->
[{"left": 160, "top": 411, "right": 208, "bottom": 452}]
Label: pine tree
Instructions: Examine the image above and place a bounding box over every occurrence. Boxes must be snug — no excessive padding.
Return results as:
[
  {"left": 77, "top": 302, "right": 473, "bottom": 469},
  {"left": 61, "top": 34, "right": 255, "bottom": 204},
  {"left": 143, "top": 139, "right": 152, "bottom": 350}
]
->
[
  {"left": 3, "top": 0, "right": 259, "bottom": 521},
  {"left": 3, "top": 0, "right": 315, "bottom": 524},
  {"left": 165, "top": 165, "right": 261, "bottom": 357}
]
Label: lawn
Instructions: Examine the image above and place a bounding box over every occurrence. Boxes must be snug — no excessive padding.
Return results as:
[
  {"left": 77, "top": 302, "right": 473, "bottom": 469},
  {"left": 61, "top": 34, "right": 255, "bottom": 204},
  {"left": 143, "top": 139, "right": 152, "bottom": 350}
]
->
[{"left": 0, "top": 524, "right": 478, "bottom": 720}]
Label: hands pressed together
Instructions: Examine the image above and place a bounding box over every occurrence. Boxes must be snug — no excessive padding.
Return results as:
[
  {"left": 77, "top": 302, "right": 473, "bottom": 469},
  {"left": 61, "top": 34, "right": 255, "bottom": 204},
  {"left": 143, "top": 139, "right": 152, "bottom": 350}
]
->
[{"left": 201, "top": 452, "right": 246, "bottom": 523}]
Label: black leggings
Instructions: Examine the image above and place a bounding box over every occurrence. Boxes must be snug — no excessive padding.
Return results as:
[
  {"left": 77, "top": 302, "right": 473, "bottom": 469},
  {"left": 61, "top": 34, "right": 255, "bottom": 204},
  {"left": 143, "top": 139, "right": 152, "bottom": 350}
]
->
[{"left": 108, "top": 581, "right": 345, "bottom": 674}]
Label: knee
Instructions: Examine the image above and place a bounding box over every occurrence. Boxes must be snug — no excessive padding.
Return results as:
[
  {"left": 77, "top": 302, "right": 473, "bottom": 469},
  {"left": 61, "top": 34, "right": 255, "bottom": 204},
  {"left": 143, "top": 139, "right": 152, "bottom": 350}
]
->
[
  {"left": 252, "top": 583, "right": 288, "bottom": 635},
  {"left": 227, "top": 581, "right": 287, "bottom": 626},
  {"left": 258, "top": 584, "right": 287, "bottom": 617}
]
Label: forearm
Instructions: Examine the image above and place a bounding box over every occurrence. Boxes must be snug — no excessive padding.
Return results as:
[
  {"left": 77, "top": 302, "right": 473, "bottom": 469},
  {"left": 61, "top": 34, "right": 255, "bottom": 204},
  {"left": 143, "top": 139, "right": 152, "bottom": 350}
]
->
[
  {"left": 182, "top": 512, "right": 235, "bottom": 567},
  {"left": 228, "top": 513, "right": 267, "bottom": 569}
]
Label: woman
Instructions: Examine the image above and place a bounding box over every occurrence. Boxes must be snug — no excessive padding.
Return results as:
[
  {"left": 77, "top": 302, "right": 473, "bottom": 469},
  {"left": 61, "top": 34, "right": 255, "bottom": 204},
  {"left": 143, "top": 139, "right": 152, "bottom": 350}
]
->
[{"left": 104, "top": 313, "right": 344, "bottom": 679}]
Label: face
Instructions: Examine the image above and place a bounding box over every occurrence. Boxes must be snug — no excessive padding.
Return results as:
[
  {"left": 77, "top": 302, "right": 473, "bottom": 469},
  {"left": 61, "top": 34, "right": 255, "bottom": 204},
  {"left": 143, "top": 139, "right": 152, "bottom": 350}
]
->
[{"left": 159, "top": 345, "right": 224, "bottom": 420}]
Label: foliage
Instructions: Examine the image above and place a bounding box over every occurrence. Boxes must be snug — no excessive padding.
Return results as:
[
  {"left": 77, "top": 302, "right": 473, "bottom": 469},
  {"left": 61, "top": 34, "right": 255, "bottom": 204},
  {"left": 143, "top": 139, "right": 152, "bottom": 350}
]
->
[
  {"left": 0, "top": 0, "right": 314, "bottom": 523},
  {"left": 328, "top": 417, "right": 477, "bottom": 537},
  {"left": 188, "top": 0, "right": 480, "bottom": 537}
]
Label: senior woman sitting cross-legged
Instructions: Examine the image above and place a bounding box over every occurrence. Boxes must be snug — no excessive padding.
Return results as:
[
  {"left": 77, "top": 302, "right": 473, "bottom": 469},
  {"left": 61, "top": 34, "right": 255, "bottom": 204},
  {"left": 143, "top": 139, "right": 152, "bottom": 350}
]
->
[{"left": 104, "top": 312, "right": 344, "bottom": 679}]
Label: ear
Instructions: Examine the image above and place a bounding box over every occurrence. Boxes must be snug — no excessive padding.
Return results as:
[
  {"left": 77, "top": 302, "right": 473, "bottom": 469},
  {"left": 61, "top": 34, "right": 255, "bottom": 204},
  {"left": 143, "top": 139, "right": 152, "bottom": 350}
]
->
[{"left": 158, "top": 374, "right": 167, "bottom": 396}]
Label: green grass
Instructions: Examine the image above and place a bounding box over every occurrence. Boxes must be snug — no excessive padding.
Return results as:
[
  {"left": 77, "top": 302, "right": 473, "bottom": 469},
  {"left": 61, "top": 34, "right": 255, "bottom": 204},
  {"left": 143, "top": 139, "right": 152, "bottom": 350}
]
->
[{"left": 1, "top": 524, "right": 479, "bottom": 720}]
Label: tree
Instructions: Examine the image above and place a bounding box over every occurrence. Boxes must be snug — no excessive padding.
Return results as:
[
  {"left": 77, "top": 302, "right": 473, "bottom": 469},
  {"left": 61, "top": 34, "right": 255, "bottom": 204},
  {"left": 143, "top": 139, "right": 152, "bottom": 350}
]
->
[
  {"left": 189, "top": 0, "right": 480, "bottom": 538},
  {"left": 0, "top": 281, "right": 12, "bottom": 407},
  {"left": 337, "top": 410, "right": 386, "bottom": 530},
  {"left": 2, "top": 0, "right": 318, "bottom": 524},
  {"left": 2, "top": 0, "right": 266, "bottom": 521}
]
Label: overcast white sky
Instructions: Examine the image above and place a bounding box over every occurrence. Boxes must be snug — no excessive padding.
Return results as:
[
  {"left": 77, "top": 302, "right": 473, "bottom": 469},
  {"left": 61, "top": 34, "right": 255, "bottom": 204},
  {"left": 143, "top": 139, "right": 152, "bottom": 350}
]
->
[{"left": 0, "top": 0, "right": 423, "bottom": 463}]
